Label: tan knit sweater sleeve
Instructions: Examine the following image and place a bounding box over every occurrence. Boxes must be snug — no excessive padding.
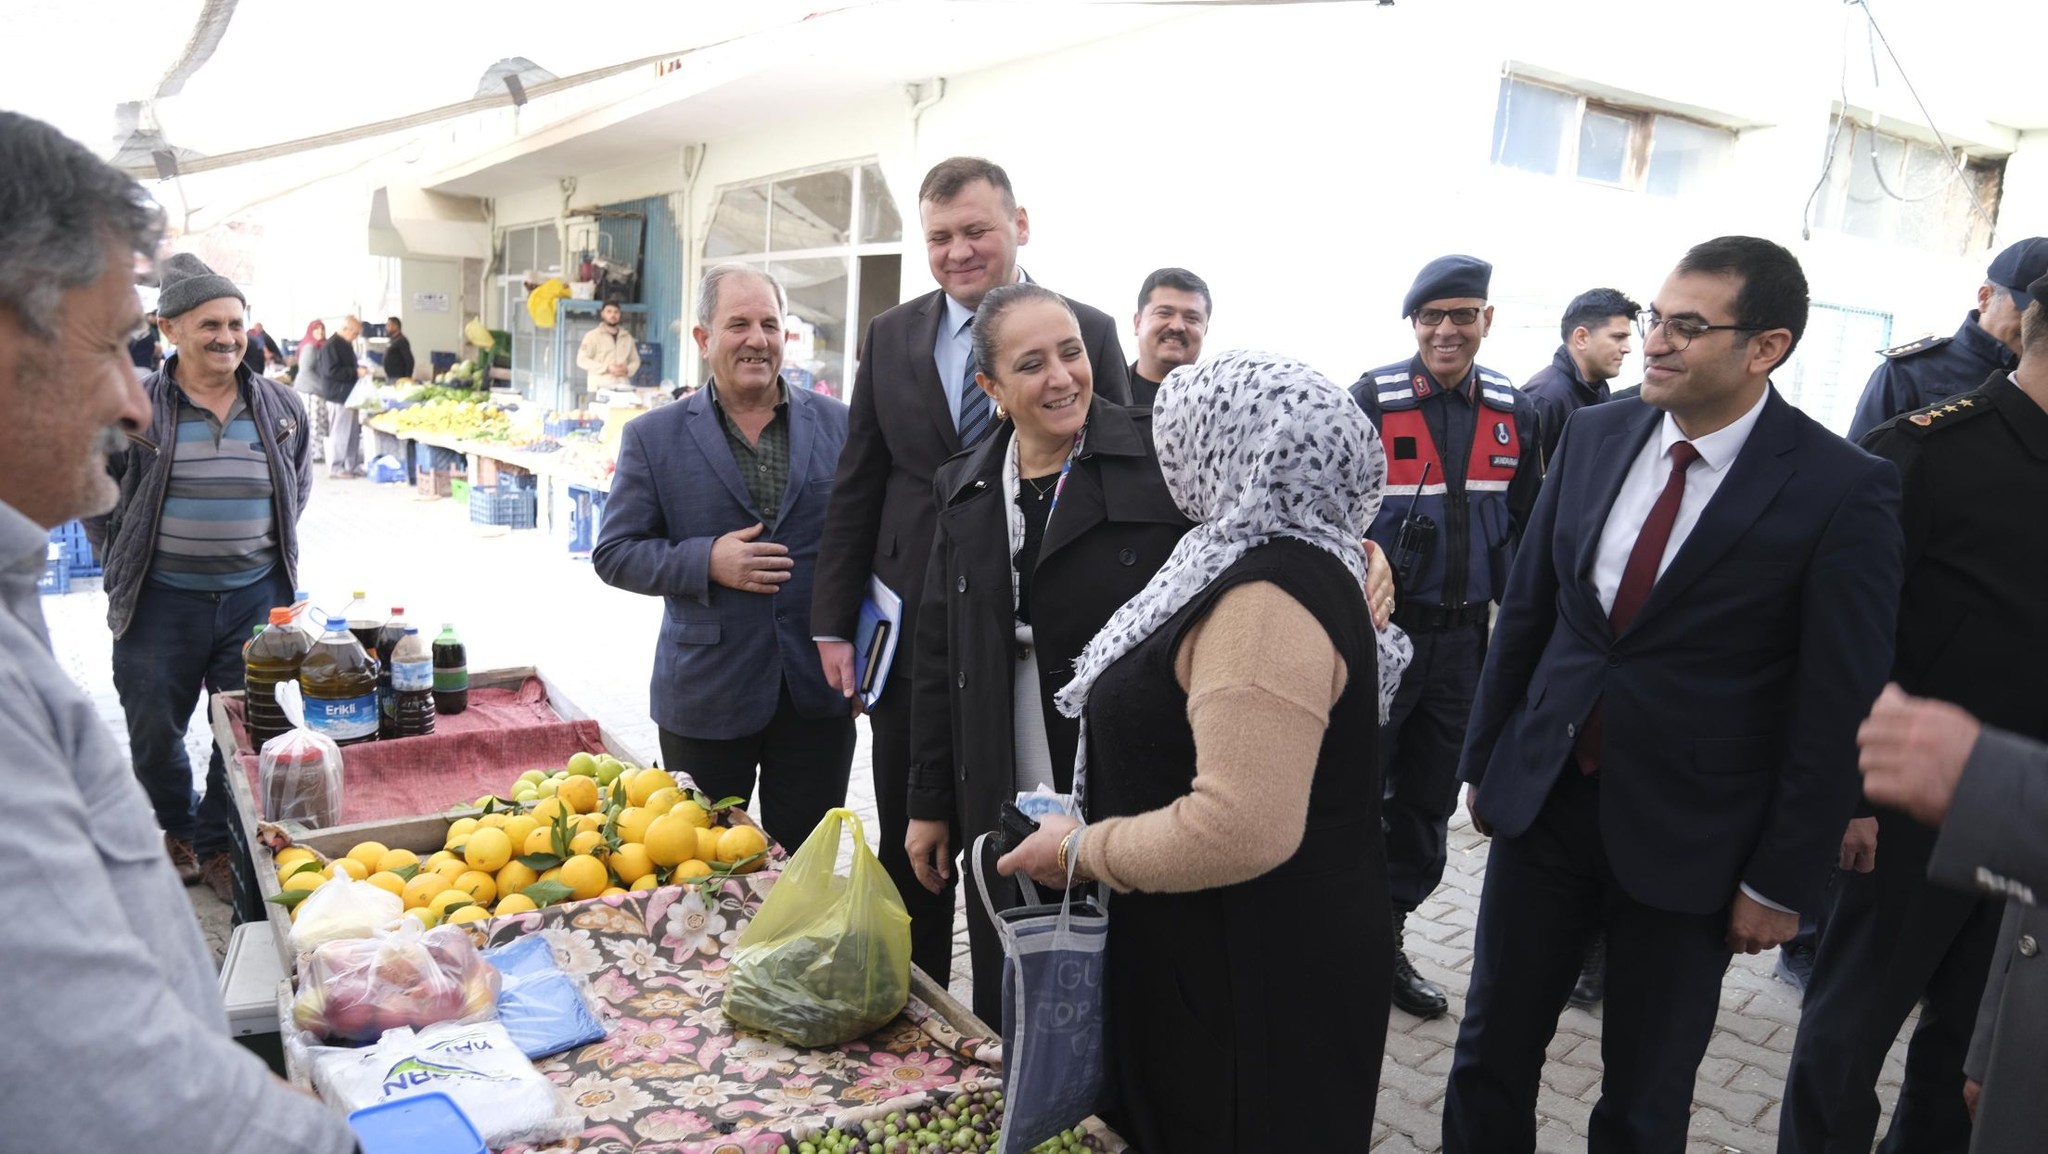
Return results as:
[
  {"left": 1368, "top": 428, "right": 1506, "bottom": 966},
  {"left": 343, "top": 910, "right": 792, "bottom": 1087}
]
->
[{"left": 1076, "top": 580, "right": 1347, "bottom": 894}]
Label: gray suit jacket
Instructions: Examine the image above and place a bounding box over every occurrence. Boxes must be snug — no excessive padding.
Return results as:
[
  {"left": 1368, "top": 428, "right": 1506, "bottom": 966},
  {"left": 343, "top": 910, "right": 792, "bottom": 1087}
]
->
[
  {"left": 592, "top": 384, "right": 849, "bottom": 738},
  {"left": 1927, "top": 726, "right": 2048, "bottom": 1152}
]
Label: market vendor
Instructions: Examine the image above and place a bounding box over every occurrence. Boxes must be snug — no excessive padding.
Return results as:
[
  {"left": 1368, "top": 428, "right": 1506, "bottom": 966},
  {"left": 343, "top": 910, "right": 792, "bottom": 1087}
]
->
[
  {"left": 0, "top": 109, "right": 357, "bottom": 1154},
  {"left": 576, "top": 298, "right": 640, "bottom": 390},
  {"left": 92, "top": 252, "right": 314, "bottom": 901}
]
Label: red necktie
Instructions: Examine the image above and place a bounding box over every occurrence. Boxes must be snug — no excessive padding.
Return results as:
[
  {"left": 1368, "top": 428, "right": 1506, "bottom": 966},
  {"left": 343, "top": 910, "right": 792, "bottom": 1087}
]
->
[{"left": 1576, "top": 440, "right": 1700, "bottom": 775}]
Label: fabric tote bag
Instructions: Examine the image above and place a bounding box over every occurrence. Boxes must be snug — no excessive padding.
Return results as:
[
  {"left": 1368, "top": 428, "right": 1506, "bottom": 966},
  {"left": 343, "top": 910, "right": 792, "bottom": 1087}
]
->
[{"left": 970, "top": 833, "right": 1109, "bottom": 1152}]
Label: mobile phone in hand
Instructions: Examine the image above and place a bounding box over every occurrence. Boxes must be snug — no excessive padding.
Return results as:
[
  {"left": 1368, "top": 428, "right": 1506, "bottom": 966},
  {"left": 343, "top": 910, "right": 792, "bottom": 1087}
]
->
[{"left": 996, "top": 800, "right": 1040, "bottom": 853}]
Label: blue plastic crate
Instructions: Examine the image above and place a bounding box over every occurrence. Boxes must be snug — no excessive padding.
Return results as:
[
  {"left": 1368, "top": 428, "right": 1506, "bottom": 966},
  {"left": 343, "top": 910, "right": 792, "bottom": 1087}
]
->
[
  {"left": 566, "top": 484, "right": 608, "bottom": 558},
  {"left": 49, "top": 520, "right": 99, "bottom": 576},
  {"left": 414, "top": 443, "right": 465, "bottom": 473},
  {"left": 467, "top": 484, "right": 537, "bottom": 529},
  {"left": 37, "top": 544, "right": 69, "bottom": 596}
]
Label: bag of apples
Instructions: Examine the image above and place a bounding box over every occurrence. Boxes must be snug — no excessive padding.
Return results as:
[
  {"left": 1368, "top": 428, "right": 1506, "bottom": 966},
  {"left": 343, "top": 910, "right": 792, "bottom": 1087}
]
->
[{"left": 291, "top": 920, "right": 501, "bottom": 1043}]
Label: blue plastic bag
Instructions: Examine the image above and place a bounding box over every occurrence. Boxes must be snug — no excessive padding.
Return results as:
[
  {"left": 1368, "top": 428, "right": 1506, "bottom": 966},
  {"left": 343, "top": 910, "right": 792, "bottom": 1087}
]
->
[
  {"left": 480, "top": 935, "right": 608, "bottom": 1060},
  {"left": 970, "top": 834, "right": 1109, "bottom": 1153}
]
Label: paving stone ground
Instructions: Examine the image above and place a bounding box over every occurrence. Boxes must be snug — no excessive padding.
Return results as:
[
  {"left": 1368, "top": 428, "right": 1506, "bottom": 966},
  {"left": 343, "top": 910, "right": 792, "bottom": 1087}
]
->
[{"left": 42, "top": 469, "right": 1911, "bottom": 1151}]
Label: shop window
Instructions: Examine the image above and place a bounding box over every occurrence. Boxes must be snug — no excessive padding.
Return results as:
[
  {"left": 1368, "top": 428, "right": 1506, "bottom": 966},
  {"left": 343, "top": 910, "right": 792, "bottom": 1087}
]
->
[
  {"left": 702, "top": 161, "right": 903, "bottom": 398},
  {"left": 1811, "top": 117, "right": 2002, "bottom": 257},
  {"left": 1778, "top": 302, "right": 1894, "bottom": 435},
  {"left": 497, "top": 221, "right": 565, "bottom": 401},
  {"left": 1490, "top": 77, "right": 1732, "bottom": 197}
]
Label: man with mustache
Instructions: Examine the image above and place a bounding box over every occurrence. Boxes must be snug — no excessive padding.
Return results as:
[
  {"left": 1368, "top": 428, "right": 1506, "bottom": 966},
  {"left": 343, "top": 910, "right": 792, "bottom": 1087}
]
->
[
  {"left": 0, "top": 110, "right": 353, "bottom": 1153},
  {"left": 88, "top": 250, "right": 314, "bottom": 905},
  {"left": 594, "top": 264, "right": 854, "bottom": 848},
  {"left": 1349, "top": 254, "right": 1541, "bottom": 1020},
  {"left": 1127, "top": 267, "right": 1211, "bottom": 405}
]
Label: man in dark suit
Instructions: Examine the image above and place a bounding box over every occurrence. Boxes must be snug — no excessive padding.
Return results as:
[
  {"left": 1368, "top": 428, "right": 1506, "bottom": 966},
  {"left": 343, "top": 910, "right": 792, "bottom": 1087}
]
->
[
  {"left": 1781, "top": 270, "right": 2048, "bottom": 1154},
  {"left": 594, "top": 264, "right": 854, "bottom": 848},
  {"left": 1127, "top": 267, "right": 1210, "bottom": 405},
  {"left": 1443, "top": 236, "right": 1904, "bottom": 1152},
  {"left": 812, "top": 157, "right": 1129, "bottom": 981}
]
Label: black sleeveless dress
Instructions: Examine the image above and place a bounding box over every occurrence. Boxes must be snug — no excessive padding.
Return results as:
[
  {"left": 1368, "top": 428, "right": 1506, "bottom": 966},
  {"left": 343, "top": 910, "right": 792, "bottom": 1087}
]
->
[{"left": 1084, "top": 537, "right": 1391, "bottom": 1152}]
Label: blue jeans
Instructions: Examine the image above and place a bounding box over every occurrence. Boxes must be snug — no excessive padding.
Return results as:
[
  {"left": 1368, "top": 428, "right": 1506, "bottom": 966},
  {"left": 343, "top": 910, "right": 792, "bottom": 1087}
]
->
[{"left": 111, "top": 569, "right": 290, "bottom": 858}]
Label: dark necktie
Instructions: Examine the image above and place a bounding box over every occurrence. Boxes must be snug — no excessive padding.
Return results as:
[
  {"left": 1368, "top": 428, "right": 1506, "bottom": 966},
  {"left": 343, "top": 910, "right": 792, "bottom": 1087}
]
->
[
  {"left": 957, "top": 321, "right": 991, "bottom": 447},
  {"left": 1575, "top": 439, "right": 1700, "bottom": 775}
]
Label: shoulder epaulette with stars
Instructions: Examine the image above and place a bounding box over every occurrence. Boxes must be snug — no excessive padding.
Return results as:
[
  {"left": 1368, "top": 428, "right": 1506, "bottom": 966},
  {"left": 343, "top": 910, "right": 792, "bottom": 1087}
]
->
[
  {"left": 1891, "top": 394, "right": 1991, "bottom": 436},
  {"left": 1879, "top": 334, "right": 1950, "bottom": 360}
]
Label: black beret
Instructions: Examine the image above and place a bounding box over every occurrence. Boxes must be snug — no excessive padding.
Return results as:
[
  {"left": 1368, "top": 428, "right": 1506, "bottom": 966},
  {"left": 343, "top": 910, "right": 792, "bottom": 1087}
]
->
[{"left": 1403, "top": 254, "right": 1492, "bottom": 318}]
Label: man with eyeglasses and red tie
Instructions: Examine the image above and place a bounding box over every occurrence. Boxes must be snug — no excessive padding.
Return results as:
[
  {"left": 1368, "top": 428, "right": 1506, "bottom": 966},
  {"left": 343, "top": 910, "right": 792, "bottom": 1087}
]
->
[
  {"left": 1348, "top": 255, "right": 1541, "bottom": 1021},
  {"left": 1443, "top": 236, "right": 1902, "bottom": 1152}
]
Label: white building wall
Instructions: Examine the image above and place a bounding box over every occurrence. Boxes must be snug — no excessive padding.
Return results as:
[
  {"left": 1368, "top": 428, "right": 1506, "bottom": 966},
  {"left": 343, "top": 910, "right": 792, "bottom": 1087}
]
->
[{"left": 468, "top": 2, "right": 2046, "bottom": 425}]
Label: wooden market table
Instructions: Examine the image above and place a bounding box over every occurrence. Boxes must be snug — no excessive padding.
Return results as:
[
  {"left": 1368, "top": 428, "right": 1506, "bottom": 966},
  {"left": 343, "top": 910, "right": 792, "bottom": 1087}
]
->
[{"left": 257, "top": 790, "right": 1128, "bottom": 1153}]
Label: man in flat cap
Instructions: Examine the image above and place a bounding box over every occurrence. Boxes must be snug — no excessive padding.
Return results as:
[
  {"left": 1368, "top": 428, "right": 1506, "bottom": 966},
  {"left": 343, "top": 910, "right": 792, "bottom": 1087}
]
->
[
  {"left": 85, "top": 250, "right": 314, "bottom": 905},
  {"left": 1780, "top": 267, "right": 2048, "bottom": 1154},
  {"left": 1349, "top": 254, "right": 1541, "bottom": 1019},
  {"left": 1847, "top": 236, "right": 2048, "bottom": 440}
]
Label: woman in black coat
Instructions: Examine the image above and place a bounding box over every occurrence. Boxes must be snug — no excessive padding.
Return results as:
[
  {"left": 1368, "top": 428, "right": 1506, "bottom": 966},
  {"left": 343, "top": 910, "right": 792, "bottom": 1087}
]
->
[{"left": 903, "top": 283, "right": 1190, "bottom": 1026}]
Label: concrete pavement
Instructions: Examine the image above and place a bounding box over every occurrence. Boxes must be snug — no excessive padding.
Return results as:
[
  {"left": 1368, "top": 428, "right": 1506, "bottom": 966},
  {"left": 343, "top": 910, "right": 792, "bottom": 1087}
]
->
[{"left": 40, "top": 469, "right": 1912, "bottom": 1152}]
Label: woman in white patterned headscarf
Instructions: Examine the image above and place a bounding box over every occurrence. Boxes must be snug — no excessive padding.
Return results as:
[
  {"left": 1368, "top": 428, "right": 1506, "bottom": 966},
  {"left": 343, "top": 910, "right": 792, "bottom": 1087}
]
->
[{"left": 997, "top": 349, "right": 1409, "bottom": 1153}]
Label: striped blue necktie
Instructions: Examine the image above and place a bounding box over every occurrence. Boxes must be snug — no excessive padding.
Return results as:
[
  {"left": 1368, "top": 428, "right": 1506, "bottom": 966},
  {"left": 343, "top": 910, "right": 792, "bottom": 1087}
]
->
[{"left": 957, "top": 320, "right": 991, "bottom": 446}]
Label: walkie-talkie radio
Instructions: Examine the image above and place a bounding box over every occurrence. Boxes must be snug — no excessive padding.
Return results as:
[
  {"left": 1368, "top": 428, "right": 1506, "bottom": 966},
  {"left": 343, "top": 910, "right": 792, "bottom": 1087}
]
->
[{"left": 1390, "top": 461, "right": 1437, "bottom": 592}]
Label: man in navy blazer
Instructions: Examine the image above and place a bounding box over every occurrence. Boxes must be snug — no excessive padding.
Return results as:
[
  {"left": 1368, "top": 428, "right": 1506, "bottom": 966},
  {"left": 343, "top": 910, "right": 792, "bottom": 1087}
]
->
[
  {"left": 1443, "top": 237, "right": 1904, "bottom": 1152},
  {"left": 594, "top": 265, "right": 853, "bottom": 848}
]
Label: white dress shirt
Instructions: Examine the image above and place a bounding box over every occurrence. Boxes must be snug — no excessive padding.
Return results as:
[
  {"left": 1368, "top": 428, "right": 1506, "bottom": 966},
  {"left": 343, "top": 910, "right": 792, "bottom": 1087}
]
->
[
  {"left": 1590, "top": 387, "right": 1793, "bottom": 913},
  {"left": 1592, "top": 387, "right": 1770, "bottom": 615}
]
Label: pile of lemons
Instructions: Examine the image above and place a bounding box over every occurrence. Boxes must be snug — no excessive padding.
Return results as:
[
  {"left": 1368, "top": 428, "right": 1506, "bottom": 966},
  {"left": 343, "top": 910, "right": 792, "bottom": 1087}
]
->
[{"left": 269, "top": 759, "right": 771, "bottom": 927}]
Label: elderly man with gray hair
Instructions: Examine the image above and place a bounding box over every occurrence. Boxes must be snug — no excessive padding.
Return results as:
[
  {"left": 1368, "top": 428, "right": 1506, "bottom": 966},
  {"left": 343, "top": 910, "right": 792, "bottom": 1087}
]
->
[
  {"left": 0, "top": 111, "right": 354, "bottom": 1153},
  {"left": 593, "top": 263, "right": 855, "bottom": 846}
]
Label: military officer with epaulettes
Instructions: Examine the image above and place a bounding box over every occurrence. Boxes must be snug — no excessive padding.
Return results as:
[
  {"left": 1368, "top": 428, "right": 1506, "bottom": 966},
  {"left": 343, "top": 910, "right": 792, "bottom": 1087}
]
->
[
  {"left": 1781, "top": 269, "right": 2048, "bottom": 1154},
  {"left": 1846, "top": 236, "right": 2048, "bottom": 440},
  {"left": 1349, "top": 255, "right": 1541, "bottom": 1020}
]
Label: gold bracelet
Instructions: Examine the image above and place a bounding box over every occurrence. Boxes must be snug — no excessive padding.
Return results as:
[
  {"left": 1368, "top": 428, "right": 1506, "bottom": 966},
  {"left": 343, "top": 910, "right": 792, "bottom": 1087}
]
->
[{"left": 1057, "top": 828, "right": 1079, "bottom": 875}]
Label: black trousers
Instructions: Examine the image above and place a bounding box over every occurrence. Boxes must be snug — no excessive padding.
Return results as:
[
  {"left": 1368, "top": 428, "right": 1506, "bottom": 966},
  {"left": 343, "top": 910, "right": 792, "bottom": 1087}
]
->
[
  {"left": 1780, "top": 811, "right": 2003, "bottom": 1154},
  {"left": 1381, "top": 620, "right": 1487, "bottom": 912},
  {"left": 656, "top": 679, "right": 855, "bottom": 852},
  {"left": 867, "top": 667, "right": 959, "bottom": 985},
  {"left": 1446, "top": 769, "right": 1733, "bottom": 1153}
]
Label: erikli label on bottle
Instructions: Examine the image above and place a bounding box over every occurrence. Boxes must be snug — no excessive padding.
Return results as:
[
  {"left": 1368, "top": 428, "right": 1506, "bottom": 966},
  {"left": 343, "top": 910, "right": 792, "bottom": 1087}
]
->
[{"left": 304, "top": 693, "right": 379, "bottom": 741}]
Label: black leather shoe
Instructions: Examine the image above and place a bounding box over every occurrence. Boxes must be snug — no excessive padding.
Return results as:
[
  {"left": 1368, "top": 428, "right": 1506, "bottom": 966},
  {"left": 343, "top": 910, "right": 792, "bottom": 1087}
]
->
[
  {"left": 1567, "top": 935, "right": 1606, "bottom": 1009},
  {"left": 1391, "top": 911, "right": 1449, "bottom": 1019}
]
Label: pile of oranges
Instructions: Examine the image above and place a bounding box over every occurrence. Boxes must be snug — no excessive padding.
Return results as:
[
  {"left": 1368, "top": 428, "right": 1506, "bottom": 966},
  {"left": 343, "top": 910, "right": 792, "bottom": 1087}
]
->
[{"left": 268, "top": 761, "right": 771, "bottom": 926}]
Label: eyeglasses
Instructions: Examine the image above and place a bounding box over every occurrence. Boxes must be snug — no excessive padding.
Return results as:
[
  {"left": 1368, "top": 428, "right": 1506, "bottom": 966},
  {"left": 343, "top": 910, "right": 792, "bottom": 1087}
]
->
[
  {"left": 1637, "top": 310, "right": 1775, "bottom": 351},
  {"left": 1414, "top": 307, "right": 1483, "bottom": 327}
]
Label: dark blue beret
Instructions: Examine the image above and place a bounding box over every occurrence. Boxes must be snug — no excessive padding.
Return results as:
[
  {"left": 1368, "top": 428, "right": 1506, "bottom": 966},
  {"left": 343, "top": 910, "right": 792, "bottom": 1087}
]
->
[
  {"left": 1987, "top": 237, "right": 2048, "bottom": 295},
  {"left": 1403, "top": 254, "right": 1492, "bottom": 318},
  {"left": 2025, "top": 271, "right": 2048, "bottom": 311}
]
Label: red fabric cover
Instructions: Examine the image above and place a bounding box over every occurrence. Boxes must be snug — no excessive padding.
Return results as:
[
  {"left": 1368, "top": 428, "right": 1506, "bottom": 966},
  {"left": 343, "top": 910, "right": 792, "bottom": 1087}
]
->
[{"left": 228, "top": 677, "right": 608, "bottom": 824}]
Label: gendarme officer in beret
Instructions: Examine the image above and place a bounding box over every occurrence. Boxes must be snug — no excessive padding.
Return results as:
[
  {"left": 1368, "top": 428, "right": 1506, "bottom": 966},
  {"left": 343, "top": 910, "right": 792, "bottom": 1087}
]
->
[
  {"left": 1846, "top": 236, "right": 2048, "bottom": 440},
  {"left": 1350, "top": 254, "right": 1541, "bottom": 1019},
  {"left": 1780, "top": 269, "right": 2048, "bottom": 1154}
]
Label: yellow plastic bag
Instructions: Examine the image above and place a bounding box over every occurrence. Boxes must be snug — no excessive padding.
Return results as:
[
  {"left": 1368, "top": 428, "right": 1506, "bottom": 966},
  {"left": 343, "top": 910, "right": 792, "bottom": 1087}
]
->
[
  {"left": 526, "top": 279, "right": 571, "bottom": 328},
  {"left": 723, "top": 808, "right": 912, "bottom": 1047}
]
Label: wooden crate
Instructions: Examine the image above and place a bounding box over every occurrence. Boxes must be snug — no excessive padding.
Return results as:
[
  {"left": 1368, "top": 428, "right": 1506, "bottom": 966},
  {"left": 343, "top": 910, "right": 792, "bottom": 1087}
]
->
[{"left": 212, "top": 665, "right": 656, "bottom": 976}]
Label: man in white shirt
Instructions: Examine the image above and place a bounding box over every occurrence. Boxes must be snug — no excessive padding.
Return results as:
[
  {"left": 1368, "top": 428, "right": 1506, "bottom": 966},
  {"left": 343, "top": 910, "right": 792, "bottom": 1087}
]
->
[
  {"left": 576, "top": 299, "right": 640, "bottom": 391},
  {"left": 1443, "top": 236, "right": 1904, "bottom": 1152}
]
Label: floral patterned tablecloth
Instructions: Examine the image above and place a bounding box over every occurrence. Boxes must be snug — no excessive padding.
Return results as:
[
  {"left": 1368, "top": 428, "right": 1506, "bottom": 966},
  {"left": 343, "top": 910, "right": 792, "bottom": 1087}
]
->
[{"left": 476, "top": 875, "right": 1001, "bottom": 1154}]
